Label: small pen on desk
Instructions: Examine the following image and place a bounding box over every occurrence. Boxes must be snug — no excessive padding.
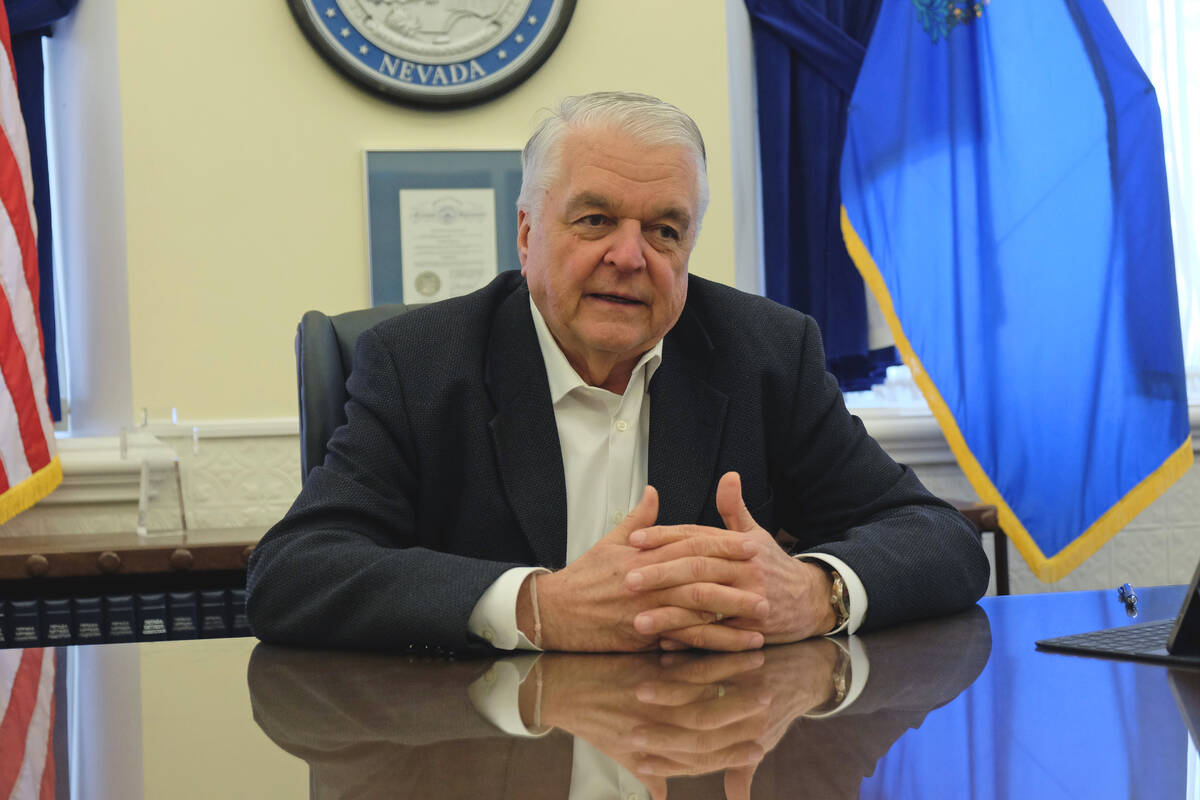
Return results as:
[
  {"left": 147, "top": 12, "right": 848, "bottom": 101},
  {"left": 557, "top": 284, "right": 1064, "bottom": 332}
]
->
[{"left": 1118, "top": 583, "right": 1138, "bottom": 617}]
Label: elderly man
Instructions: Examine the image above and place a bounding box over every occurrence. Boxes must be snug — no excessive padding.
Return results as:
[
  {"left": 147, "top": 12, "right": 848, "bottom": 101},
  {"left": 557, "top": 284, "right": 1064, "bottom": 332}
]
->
[{"left": 246, "top": 92, "right": 989, "bottom": 653}]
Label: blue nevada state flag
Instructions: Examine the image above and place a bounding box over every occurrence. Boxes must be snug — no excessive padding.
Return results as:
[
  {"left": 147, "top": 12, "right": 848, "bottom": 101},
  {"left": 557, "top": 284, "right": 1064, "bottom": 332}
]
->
[{"left": 840, "top": 0, "right": 1192, "bottom": 581}]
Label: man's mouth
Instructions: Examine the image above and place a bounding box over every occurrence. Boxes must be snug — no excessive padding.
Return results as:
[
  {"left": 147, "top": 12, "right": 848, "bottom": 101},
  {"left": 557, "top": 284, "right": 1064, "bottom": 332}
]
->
[{"left": 587, "top": 293, "right": 644, "bottom": 306}]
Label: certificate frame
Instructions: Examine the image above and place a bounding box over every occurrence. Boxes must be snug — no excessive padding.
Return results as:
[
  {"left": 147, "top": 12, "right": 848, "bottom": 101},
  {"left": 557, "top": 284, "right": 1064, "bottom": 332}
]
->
[{"left": 365, "top": 150, "right": 522, "bottom": 306}]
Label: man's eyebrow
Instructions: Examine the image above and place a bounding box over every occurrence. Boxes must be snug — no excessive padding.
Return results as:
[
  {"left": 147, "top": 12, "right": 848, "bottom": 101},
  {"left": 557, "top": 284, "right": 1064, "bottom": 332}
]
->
[
  {"left": 563, "top": 192, "right": 616, "bottom": 217},
  {"left": 563, "top": 192, "right": 693, "bottom": 232},
  {"left": 656, "top": 206, "right": 693, "bottom": 232}
]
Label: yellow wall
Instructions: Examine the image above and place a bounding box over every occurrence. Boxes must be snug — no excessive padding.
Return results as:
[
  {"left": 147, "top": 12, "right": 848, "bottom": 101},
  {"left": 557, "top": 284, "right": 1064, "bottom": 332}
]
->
[{"left": 114, "top": 1, "right": 734, "bottom": 419}]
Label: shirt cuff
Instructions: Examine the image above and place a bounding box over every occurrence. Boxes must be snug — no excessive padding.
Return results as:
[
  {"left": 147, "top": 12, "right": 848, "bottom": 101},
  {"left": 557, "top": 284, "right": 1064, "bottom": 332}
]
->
[
  {"left": 797, "top": 553, "right": 868, "bottom": 635},
  {"left": 466, "top": 655, "right": 548, "bottom": 736},
  {"left": 467, "top": 566, "right": 550, "bottom": 650},
  {"left": 804, "top": 634, "right": 870, "bottom": 719}
]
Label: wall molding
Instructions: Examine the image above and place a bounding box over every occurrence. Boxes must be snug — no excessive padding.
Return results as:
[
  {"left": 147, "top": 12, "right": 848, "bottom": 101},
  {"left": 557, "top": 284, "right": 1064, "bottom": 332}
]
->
[
  {"left": 136, "top": 417, "right": 299, "bottom": 439},
  {"left": 856, "top": 409, "right": 954, "bottom": 466},
  {"left": 47, "top": 432, "right": 178, "bottom": 505},
  {"left": 859, "top": 404, "right": 1200, "bottom": 467},
  {"left": 45, "top": 404, "right": 1200, "bottom": 509}
]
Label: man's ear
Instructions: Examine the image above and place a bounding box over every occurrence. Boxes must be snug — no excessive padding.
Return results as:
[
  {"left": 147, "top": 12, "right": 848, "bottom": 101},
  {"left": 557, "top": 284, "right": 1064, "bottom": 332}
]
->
[{"left": 517, "top": 209, "right": 530, "bottom": 274}]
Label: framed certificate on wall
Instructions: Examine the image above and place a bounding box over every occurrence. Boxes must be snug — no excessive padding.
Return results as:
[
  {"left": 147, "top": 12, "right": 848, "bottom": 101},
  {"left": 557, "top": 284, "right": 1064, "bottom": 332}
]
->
[{"left": 365, "top": 150, "right": 522, "bottom": 306}]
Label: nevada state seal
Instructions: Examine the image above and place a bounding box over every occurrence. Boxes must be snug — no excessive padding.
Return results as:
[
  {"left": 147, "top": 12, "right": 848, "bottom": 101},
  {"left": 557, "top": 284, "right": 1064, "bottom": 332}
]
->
[{"left": 288, "top": 0, "right": 576, "bottom": 107}]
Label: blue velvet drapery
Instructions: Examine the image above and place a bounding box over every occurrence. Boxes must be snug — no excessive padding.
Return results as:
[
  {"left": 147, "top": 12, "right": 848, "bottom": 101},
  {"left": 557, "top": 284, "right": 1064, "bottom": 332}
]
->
[{"left": 744, "top": 0, "right": 896, "bottom": 390}]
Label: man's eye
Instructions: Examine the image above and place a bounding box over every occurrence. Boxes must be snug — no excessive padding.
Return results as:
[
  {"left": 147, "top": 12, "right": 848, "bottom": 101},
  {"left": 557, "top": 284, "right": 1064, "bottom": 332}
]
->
[
  {"left": 656, "top": 225, "right": 680, "bottom": 241},
  {"left": 579, "top": 214, "right": 608, "bottom": 227}
]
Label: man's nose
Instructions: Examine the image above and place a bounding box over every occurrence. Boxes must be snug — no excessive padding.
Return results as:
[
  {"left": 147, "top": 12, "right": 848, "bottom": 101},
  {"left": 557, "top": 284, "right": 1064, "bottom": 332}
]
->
[{"left": 603, "top": 220, "right": 648, "bottom": 271}]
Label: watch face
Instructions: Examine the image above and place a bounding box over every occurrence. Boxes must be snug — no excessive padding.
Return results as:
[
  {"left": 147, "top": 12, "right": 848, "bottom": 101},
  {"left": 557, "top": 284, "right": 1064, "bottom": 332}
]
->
[{"left": 287, "top": 0, "right": 577, "bottom": 108}]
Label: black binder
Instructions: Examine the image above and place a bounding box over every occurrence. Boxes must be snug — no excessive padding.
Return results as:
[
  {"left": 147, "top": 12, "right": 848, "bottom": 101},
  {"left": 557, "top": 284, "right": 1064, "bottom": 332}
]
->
[
  {"left": 72, "top": 597, "right": 104, "bottom": 645},
  {"left": 135, "top": 593, "right": 169, "bottom": 641},
  {"left": 7, "top": 600, "right": 41, "bottom": 647},
  {"left": 167, "top": 591, "right": 199, "bottom": 639},
  {"left": 103, "top": 595, "right": 136, "bottom": 643},
  {"left": 230, "top": 589, "right": 251, "bottom": 637},
  {"left": 42, "top": 599, "right": 73, "bottom": 645},
  {"left": 199, "top": 590, "right": 231, "bottom": 638}
]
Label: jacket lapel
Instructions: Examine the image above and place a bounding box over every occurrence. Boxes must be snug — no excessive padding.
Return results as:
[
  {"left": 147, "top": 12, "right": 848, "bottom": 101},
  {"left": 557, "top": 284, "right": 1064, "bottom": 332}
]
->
[
  {"left": 485, "top": 286, "right": 569, "bottom": 568},
  {"left": 648, "top": 306, "right": 729, "bottom": 528}
]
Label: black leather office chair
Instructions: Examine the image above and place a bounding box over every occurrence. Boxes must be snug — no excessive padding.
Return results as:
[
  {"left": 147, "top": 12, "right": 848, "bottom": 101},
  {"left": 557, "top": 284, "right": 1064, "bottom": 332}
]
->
[
  {"left": 950, "top": 500, "right": 1010, "bottom": 595},
  {"left": 295, "top": 304, "right": 407, "bottom": 479}
]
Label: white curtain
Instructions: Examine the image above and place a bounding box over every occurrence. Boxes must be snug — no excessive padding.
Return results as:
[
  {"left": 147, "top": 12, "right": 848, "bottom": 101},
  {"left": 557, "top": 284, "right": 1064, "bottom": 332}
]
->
[{"left": 1105, "top": 0, "right": 1200, "bottom": 395}]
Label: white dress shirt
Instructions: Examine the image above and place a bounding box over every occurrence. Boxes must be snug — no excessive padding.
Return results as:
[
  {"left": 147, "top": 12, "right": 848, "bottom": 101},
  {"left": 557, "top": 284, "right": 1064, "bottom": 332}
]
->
[{"left": 467, "top": 298, "right": 866, "bottom": 648}]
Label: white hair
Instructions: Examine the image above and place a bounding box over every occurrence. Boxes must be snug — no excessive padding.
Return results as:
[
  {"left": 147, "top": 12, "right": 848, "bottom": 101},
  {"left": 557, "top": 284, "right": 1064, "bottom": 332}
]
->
[{"left": 517, "top": 91, "right": 709, "bottom": 223}]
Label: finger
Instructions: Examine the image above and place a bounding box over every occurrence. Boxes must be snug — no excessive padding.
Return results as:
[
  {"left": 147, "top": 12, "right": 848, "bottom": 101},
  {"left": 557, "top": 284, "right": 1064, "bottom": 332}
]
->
[
  {"left": 638, "top": 652, "right": 768, "bottom": 705},
  {"left": 628, "top": 522, "right": 726, "bottom": 549},
  {"left": 638, "top": 692, "right": 770, "bottom": 734},
  {"left": 635, "top": 680, "right": 712, "bottom": 707},
  {"left": 720, "top": 617, "right": 808, "bottom": 645},
  {"left": 635, "top": 605, "right": 721, "bottom": 636},
  {"left": 634, "top": 591, "right": 767, "bottom": 636},
  {"left": 634, "top": 743, "right": 763, "bottom": 777},
  {"left": 631, "top": 532, "right": 759, "bottom": 563},
  {"left": 631, "top": 731, "right": 767, "bottom": 769},
  {"left": 661, "top": 624, "right": 765, "bottom": 652},
  {"left": 630, "top": 752, "right": 704, "bottom": 778},
  {"left": 651, "top": 650, "right": 766, "bottom": 686},
  {"left": 632, "top": 721, "right": 767, "bottom": 760},
  {"left": 725, "top": 764, "right": 760, "bottom": 800},
  {"left": 655, "top": 582, "right": 769, "bottom": 619},
  {"left": 627, "top": 556, "right": 763, "bottom": 593},
  {"left": 717, "top": 471, "right": 758, "bottom": 533},
  {"left": 637, "top": 675, "right": 756, "bottom": 707},
  {"left": 609, "top": 485, "right": 659, "bottom": 543}
]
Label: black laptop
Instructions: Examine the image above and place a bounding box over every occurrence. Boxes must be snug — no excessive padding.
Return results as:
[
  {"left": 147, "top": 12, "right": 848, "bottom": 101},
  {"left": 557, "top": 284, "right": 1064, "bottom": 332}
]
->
[{"left": 1036, "top": 560, "right": 1200, "bottom": 666}]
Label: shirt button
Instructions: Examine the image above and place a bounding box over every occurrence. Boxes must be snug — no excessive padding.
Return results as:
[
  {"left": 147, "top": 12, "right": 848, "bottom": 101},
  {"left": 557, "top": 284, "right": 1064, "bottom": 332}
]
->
[
  {"left": 482, "top": 628, "right": 495, "bottom": 642},
  {"left": 612, "top": 510, "right": 625, "bottom": 524},
  {"left": 615, "top": 419, "right": 629, "bottom": 432}
]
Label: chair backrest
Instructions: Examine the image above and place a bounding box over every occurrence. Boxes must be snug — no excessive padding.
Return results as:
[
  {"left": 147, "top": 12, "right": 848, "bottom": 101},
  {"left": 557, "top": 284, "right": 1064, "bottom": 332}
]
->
[{"left": 295, "top": 304, "right": 407, "bottom": 479}]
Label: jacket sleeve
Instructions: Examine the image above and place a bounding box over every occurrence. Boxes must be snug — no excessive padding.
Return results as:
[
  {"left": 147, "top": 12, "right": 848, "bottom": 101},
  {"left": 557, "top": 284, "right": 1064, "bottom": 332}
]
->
[
  {"left": 246, "top": 327, "right": 522, "bottom": 652},
  {"left": 772, "top": 315, "right": 991, "bottom": 631}
]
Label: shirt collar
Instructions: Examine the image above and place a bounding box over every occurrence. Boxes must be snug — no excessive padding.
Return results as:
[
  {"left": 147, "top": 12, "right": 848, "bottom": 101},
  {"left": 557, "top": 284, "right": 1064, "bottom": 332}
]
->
[{"left": 528, "top": 295, "right": 663, "bottom": 404}]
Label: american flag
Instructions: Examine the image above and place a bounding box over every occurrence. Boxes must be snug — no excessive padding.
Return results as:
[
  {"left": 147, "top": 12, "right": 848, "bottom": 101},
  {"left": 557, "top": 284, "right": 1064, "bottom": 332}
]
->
[
  {"left": 0, "top": 0, "right": 61, "bottom": 525},
  {"left": 0, "top": 648, "right": 59, "bottom": 799}
]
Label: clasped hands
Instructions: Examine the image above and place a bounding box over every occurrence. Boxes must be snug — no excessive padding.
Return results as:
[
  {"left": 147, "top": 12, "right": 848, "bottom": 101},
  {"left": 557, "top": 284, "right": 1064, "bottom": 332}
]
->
[{"left": 519, "top": 471, "right": 836, "bottom": 652}]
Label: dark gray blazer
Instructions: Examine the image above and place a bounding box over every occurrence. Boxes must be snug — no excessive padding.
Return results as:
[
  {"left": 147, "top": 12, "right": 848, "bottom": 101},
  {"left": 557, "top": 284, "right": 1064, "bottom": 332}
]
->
[{"left": 246, "top": 271, "right": 989, "bottom": 651}]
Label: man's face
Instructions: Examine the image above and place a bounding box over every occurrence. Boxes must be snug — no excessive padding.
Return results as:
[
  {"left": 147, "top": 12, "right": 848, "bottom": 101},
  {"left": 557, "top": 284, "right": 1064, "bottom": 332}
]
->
[{"left": 518, "top": 127, "right": 700, "bottom": 389}]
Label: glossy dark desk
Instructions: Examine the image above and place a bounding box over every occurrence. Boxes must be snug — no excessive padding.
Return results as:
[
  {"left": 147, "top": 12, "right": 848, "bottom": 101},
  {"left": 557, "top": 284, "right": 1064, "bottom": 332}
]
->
[{"left": 43, "top": 586, "right": 1196, "bottom": 798}]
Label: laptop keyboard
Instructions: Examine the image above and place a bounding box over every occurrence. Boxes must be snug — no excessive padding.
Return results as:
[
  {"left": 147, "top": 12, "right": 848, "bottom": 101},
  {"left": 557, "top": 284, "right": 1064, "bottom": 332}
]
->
[{"left": 1038, "top": 619, "right": 1174, "bottom": 657}]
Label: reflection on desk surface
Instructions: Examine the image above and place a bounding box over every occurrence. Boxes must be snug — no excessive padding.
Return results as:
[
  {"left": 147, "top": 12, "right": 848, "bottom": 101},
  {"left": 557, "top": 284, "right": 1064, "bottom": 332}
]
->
[
  {"left": 248, "top": 609, "right": 990, "bottom": 799},
  {"left": 11, "top": 586, "right": 1200, "bottom": 799}
]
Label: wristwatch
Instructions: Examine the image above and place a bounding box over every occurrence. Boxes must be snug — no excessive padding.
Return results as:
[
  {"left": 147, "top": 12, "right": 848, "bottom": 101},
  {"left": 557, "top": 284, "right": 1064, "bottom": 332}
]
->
[
  {"left": 806, "top": 641, "right": 852, "bottom": 716},
  {"left": 814, "top": 562, "right": 850, "bottom": 632}
]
